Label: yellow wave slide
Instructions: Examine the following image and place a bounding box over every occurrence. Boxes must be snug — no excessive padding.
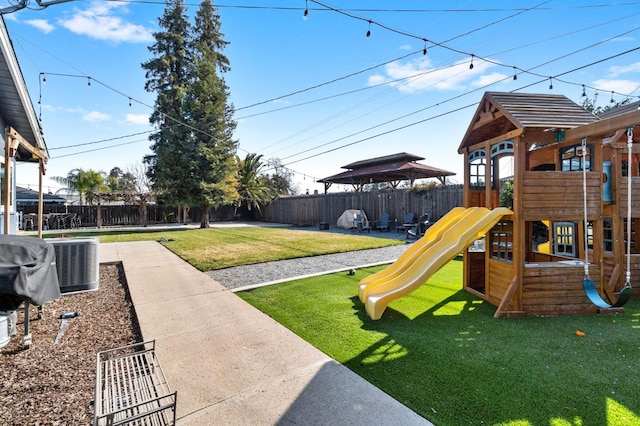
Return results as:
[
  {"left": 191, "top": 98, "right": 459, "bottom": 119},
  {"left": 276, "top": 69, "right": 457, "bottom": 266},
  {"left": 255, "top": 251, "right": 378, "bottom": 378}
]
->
[{"left": 359, "top": 207, "right": 512, "bottom": 320}]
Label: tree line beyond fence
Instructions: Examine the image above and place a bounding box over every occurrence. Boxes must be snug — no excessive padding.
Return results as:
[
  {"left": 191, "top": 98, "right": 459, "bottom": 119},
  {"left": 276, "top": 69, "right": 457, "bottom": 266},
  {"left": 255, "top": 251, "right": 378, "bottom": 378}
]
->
[{"left": 20, "top": 186, "right": 463, "bottom": 229}]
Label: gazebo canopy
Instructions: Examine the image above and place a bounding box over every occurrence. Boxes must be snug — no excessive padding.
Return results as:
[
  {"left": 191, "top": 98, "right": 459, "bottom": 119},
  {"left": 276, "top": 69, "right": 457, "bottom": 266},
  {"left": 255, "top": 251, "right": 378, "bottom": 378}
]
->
[{"left": 317, "top": 152, "right": 456, "bottom": 192}]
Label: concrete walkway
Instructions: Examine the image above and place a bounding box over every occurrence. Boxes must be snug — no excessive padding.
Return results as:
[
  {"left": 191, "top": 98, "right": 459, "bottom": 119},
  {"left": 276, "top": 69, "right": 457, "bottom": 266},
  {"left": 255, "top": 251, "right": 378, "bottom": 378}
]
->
[{"left": 100, "top": 241, "right": 432, "bottom": 425}]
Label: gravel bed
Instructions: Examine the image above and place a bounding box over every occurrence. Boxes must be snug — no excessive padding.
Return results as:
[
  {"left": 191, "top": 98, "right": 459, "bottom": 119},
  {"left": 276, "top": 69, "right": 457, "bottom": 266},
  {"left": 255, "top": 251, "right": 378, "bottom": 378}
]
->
[{"left": 207, "top": 244, "right": 411, "bottom": 291}]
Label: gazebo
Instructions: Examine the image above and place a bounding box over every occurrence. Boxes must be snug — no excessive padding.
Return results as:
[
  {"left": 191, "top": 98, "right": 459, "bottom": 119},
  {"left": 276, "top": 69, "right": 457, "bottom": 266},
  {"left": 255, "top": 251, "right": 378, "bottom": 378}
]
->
[{"left": 317, "top": 152, "right": 456, "bottom": 193}]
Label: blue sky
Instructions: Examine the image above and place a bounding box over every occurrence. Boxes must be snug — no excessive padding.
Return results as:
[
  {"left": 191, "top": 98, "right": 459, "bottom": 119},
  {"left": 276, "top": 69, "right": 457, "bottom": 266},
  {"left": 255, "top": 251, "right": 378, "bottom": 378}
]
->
[{"left": 5, "top": 0, "right": 640, "bottom": 195}]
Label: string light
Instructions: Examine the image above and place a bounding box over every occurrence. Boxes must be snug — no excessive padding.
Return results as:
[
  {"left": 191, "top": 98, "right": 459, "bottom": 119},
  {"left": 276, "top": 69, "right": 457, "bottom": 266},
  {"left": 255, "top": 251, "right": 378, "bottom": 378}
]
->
[
  {"left": 422, "top": 39, "right": 427, "bottom": 55},
  {"left": 128, "top": 98, "right": 132, "bottom": 107},
  {"left": 293, "top": 0, "right": 640, "bottom": 109},
  {"left": 38, "top": 73, "right": 44, "bottom": 122},
  {"left": 513, "top": 66, "right": 517, "bottom": 80},
  {"left": 581, "top": 84, "right": 586, "bottom": 97},
  {"left": 548, "top": 77, "right": 553, "bottom": 90},
  {"left": 610, "top": 91, "right": 615, "bottom": 103},
  {"left": 303, "top": 0, "right": 308, "bottom": 19},
  {"left": 36, "top": 71, "right": 233, "bottom": 148}
]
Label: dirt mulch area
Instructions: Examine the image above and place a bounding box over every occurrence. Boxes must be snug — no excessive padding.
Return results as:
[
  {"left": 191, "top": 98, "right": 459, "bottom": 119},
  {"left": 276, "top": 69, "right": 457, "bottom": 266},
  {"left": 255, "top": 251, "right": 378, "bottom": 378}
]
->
[{"left": 0, "top": 264, "right": 141, "bottom": 425}]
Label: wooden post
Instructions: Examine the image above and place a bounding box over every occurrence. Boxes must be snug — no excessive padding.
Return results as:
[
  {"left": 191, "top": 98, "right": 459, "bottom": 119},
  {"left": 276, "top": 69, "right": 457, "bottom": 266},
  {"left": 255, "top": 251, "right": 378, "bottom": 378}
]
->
[
  {"left": 3, "top": 128, "right": 19, "bottom": 234},
  {"left": 484, "top": 140, "right": 491, "bottom": 209},
  {"left": 462, "top": 150, "right": 470, "bottom": 208},
  {"left": 37, "top": 161, "right": 44, "bottom": 238},
  {"left": 511, "top": 134, "right": 526, "bottom": 312},
  {"left": 96, "top": 198, "right": 102, "bottom": 229},
  {"left": 3, "top": 128, "right": 11, "bottom": 234}
]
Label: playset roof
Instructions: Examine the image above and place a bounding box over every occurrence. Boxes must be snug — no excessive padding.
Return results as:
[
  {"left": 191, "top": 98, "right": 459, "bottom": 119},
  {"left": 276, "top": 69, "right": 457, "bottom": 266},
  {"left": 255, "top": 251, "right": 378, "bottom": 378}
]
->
[
  {"left": 458, "top": 92, "right": 599, "bottom": 152},
  {"left": 597, "top": 100, "right": 640, "bottom": 120}
]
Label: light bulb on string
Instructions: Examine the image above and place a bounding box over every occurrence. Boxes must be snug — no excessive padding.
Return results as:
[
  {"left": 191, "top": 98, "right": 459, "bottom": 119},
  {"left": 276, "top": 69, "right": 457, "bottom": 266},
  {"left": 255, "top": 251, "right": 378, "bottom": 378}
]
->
[
  {"left": 422, "top": 39, "right": 427, "bottom": 56},
  {"left": 128, "top": 98, "right": 132, "bottom": 107},
  {"left": 581, "top": 84, "right": 586, "bottom": 97},
  {"left": 87, "top": 77, "right": 91, "bottom": 87},
  {"left": 469, "top": 55, "right": 474, "bottom": 70},
  {"left": 548, "top": 77, "right": 553, "bottom": 90},
  {"left": 303, "top": 0, "right": 308, "bottom": 20},
  {"left": 366, "top": 20, "right": 371, "bottom": 38},
  {"left": 610, "top": 91, "right": 615, "bottom": 103},
  {"left": 513, "top": 67, "right": 517, "bottom": 81}
]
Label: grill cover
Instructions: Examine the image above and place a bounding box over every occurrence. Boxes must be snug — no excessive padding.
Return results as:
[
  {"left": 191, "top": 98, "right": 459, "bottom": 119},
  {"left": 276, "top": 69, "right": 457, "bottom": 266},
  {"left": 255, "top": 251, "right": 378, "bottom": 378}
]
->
[{"left": 0, "top": 235, "right": 60, "bottom": 310}]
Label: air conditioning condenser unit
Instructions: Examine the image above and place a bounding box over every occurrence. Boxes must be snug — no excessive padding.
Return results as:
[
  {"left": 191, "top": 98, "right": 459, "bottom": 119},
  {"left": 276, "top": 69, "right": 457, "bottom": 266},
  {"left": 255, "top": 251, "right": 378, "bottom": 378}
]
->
[{"left": 47, "top": 237, "right": 99, "bottom": 294}]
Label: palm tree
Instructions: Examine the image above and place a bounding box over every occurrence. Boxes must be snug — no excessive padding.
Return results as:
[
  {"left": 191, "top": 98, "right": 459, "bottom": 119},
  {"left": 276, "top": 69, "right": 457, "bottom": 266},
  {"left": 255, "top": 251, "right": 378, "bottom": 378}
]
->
[
  {"left": 234, "top": 153, "right": 276, "bottom": 219},
  {"left": 51, "top": 168, "right": 109, "bottom": 205}
]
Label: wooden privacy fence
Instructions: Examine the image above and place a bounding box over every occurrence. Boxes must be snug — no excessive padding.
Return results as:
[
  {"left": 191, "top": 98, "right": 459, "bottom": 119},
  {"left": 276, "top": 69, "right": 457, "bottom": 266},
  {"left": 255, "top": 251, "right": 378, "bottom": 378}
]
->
[
  {"left": 261, "top": 185, "right": 464, "bottom": 227},
  {"left": 19, "top": 186, "right": 463, "bottom": 228},
  {"left": 19, "top": 204, "right": 236, "bottom": 228}
]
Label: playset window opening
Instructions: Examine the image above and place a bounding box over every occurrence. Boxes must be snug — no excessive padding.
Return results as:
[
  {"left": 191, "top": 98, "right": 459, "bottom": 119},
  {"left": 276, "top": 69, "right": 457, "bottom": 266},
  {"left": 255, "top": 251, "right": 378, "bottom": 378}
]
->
[
  {"left": 553, "top": 222, "right": 576, "bottom": 257},
  {"left": 491, "top": 140, "right": 514, "bottom": 190},
  {"left": 490, "top": 220, "right": 513, "bottom": 263},
  {"left": 560, "top": 144, "right": 593, "bottom": 172},
  {"left": 468, "top": 148, "right": 486, "bottom": 189}
]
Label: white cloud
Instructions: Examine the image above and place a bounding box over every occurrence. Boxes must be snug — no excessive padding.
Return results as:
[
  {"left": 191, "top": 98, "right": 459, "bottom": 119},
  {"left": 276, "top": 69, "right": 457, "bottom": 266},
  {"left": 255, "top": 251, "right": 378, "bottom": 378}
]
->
[
  {"left": 59, "top": 1, "right": 153, "bottom": 43},
  {"left": 41, "top": 104, "right": 64, "bottom": 112},
  {"left": 608, "top": 62, "right": 640, "bottom": 77},
  {"left": 25, "top": 19, "right": 55, "bottom": 34},
  {"left": 125, "top": 113, "right": 149, "bottom": 125},
  {"left": 368, "top": 56, "right": 498, "bottom": 93},
  {"left": 609, "top": 36, "right": 634, "bottom": 43},
  {"left": 472, "top": 72, "right": 509, "bottom": 88},
  {"left": 83, "top": 111, "right": 111, "bottom": 122},
  {"left": 592, "top": 79, "right": 640, "bottom": 94}
]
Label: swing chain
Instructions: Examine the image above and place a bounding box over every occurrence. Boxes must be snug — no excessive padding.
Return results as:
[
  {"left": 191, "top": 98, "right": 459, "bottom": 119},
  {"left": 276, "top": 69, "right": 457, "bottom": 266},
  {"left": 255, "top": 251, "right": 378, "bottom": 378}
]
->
[
  {"left": 581, "top": 137, "right": 590, "bottom": 271},
  {"left": 625, "top": 126, "right": 633, "bottom": 286}
]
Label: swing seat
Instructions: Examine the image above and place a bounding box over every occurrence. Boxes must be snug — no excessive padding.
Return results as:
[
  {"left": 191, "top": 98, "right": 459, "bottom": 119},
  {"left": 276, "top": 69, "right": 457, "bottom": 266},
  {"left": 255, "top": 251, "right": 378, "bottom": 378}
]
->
[
  {"left": 583, "top": 279, "right": 632, "bottom": 309},
  {"left": 613, "top": 285, "right": 633, "bottom": 308}
]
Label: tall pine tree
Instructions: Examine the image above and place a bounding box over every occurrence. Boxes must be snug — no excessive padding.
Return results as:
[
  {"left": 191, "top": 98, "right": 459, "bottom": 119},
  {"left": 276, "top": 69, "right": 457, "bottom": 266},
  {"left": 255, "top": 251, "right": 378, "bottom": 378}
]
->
[
  {"left": 142, "top": 0, "right": 191, "bottom": 207},
  {"left": 143, "top": 0, "right": 238, "bottom": 227},
  {"left": 184, "top": 0, "right": 238, "bottom": 227}
]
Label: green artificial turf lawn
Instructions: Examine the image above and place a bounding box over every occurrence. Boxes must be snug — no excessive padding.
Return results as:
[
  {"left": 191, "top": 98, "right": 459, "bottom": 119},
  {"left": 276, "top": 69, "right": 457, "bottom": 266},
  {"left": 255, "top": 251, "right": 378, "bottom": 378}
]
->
[
  {"left": 237, "top": 258, "right": 640, "bottom": 426},
  {"left": 43, "top": 227, "right": 402, "bottom": 270}
]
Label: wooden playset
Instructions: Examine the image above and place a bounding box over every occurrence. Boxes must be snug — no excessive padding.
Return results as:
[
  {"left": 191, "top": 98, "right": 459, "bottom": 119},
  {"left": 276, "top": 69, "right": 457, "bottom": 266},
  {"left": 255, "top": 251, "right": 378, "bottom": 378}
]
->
[{"left": 457, "top": 92, "right": 639, "bottom": 317}]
